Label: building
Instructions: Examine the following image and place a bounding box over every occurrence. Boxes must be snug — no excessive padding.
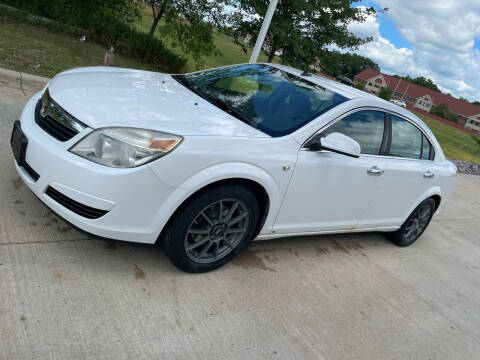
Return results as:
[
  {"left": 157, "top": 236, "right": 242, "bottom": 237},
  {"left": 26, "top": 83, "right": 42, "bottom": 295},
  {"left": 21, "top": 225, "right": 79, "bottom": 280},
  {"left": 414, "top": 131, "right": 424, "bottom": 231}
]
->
[{"left": 354, "top": 69, "right": 480, "bottom": 133}]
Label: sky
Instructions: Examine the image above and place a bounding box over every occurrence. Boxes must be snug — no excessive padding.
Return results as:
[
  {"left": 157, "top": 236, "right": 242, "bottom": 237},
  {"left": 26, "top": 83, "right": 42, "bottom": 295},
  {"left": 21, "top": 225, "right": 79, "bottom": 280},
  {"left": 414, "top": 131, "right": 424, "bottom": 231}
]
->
[{"left": 346, "top": 0, "right": 480, "bottom": 101}]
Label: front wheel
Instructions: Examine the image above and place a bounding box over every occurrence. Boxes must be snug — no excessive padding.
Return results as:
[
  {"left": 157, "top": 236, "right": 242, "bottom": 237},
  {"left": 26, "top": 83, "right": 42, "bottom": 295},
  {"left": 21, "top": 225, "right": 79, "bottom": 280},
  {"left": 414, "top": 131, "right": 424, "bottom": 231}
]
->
[
  {"left": 161, "top": 184, "right": 260, "bottom": 273},
  {"left": 387, "top": 198, "right": 436, "bottom": 247}
]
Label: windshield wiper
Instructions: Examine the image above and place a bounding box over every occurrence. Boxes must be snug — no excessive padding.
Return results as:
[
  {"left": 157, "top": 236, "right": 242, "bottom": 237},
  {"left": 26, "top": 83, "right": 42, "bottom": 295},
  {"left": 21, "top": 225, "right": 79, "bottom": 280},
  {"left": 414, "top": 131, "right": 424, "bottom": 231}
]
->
[{"left": 172, "top": 75, "right": 255, "bottom": 128}]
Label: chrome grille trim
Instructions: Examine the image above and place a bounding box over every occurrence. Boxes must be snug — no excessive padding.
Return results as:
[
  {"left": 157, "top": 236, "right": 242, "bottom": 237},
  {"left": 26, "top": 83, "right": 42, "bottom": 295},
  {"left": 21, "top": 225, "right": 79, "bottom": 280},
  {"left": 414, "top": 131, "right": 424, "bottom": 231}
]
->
[{"left": 40, "top": 89, "right": 87, "bottom": 134}]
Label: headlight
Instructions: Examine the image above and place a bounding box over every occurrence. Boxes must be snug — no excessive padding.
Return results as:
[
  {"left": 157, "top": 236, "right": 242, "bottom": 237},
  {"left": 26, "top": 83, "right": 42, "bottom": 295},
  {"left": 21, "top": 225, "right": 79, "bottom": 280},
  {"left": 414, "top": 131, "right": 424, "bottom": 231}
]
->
[{"left": 69, "top": 128, "right": 182, "bottom": 168}]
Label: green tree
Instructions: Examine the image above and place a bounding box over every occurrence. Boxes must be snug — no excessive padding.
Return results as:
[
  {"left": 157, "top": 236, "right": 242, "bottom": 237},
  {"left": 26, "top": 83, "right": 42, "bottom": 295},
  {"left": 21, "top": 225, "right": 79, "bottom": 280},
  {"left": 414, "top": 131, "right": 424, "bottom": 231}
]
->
[
  {"left": 354, "top": 82, "right": 365, "bottom": 90},
  {"left": 317, "top": 51, "right": 379, "bottom": 79},
  {"left": 430, "top": 103, "right": 459, "bottom": 123},
  {"left": 144, "top": 0, "right": 228, "bottom": 67},
  {"left": 229, "top": 0, "right": 376, "bottom": 67},
  {"left": 378, "top": 87, "right": 393, "bottom": 101},
  {"left": 472, "top": 101, "right": 480, "bottom": 106}
]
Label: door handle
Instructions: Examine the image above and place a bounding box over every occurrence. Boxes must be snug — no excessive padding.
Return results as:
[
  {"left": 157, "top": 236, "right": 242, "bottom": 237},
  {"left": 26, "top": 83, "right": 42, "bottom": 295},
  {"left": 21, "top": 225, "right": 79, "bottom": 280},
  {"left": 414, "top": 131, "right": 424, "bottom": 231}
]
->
[
  {"left": 367, "top": 166, "right": 384, "bottom": 175},
  {"left": 424, "top": 171, "right": 435, "bottom": 178}
]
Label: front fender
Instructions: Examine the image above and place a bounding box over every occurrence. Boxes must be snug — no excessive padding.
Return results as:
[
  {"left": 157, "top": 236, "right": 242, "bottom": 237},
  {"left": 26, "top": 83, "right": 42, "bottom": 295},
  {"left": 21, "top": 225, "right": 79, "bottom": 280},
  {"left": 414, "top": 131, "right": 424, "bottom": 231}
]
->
[{"left": 148, "top": 162, "right": 285, "bottom": 241}]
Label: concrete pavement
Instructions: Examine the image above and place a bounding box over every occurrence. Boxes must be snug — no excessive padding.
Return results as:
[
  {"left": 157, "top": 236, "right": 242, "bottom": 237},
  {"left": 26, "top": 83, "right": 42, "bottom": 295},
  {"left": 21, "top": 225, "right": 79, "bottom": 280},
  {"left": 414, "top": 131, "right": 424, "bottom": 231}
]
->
[{"left": 1, "top": 80, "right": 480, "bottom": 360}]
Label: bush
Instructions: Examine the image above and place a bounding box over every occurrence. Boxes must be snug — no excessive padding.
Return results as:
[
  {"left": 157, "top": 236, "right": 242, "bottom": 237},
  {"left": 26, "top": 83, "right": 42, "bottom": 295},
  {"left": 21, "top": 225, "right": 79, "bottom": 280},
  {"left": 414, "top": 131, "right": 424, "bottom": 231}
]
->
[
  {"left": 354, "top": 82, "right": 365, "bottom": 90},
  {"left": 87, "top": 18, "right": 186, "bottom": 72},
  {"left": 431, "top": 103, "right": 459, "bottom": 123},
  {"left": 378, "top": 86, "right": 393, "bottom": 101}
]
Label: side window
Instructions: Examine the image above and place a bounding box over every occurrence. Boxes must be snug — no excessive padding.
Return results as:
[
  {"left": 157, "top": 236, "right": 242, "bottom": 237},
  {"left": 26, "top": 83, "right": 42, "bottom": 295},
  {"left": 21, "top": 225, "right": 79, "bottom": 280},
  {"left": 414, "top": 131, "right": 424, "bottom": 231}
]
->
[
  {"left": 322, "top": 110, "right": 385, "bottom": 155},
  {"left": 421, "top": 134, "right": 434, "bottom": 160},
  {"left": 389, "top": 116, "right": 423, "bottom": 159}
]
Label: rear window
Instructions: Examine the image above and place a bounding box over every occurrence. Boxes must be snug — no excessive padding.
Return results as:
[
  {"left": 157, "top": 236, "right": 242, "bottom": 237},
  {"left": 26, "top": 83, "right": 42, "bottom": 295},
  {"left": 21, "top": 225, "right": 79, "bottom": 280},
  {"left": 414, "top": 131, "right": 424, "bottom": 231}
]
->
[{"left": 178, "top": 64, "right": 348, "bottom": 137}]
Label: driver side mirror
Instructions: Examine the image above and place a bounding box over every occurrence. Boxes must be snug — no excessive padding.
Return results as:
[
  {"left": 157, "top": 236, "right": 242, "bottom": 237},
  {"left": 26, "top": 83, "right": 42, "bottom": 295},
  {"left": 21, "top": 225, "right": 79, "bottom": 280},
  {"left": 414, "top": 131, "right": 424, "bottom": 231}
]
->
[{"left": 307, "top": 132, "right": 361, "bottom": 158}]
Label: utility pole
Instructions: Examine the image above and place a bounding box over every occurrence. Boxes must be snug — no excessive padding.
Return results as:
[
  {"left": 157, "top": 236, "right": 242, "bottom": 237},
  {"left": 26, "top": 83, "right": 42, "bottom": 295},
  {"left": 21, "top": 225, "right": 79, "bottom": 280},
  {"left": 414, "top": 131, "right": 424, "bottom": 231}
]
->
[{"left": 249, "top": 0, "right": 279, "bottom": 64}]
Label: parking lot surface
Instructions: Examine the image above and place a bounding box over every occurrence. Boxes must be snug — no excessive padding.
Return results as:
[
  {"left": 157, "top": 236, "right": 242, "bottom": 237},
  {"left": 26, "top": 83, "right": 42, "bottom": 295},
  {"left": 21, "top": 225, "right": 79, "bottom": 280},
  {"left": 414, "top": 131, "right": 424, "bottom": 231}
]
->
[{"left": 1, "top": 79, "right": 480, "bottom": 360}]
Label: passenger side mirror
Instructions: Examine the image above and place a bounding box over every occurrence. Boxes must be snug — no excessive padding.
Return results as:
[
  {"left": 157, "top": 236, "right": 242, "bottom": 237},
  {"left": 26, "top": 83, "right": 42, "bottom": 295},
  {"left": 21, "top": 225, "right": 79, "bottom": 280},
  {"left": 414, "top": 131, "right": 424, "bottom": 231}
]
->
[{"left": 308, "top": 132, "right": 361, "bottom": 158}]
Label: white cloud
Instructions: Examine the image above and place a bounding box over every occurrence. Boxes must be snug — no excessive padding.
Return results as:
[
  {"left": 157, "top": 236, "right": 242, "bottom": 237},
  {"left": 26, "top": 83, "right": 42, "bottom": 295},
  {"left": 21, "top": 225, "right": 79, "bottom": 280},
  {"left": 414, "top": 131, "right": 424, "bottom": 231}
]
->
[{"left": 347, "top": 2, "right": 480, "bottom": 101}]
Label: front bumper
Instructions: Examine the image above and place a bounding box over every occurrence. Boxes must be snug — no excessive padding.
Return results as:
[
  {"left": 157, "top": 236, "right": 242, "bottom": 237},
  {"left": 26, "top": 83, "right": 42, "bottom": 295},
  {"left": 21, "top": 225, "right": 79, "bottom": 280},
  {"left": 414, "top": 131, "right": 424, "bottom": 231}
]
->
[{"left": 14, "top": 93, "right": 178, "bottom": 243}]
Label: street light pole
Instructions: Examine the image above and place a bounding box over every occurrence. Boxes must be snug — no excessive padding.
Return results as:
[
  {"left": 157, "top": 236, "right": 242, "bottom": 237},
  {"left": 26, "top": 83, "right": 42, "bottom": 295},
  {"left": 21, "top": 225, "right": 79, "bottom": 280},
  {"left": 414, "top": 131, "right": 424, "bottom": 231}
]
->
[{"left": 249, "top": 0, "right": 279, "bottom": 63}]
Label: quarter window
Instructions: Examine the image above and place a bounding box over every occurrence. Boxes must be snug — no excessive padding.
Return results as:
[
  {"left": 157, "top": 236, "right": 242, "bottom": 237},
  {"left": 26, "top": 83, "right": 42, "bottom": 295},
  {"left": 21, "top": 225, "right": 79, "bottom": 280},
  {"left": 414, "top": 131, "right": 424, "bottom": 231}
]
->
[
  {"left": 322, "top": 110, "right": 385, "bottom": 155},
  {"left": 389, "top": 115, "right": 424, "bottom": 159},
  {"left": 421, "top": 134, "right": 433, "bottom": 160}
]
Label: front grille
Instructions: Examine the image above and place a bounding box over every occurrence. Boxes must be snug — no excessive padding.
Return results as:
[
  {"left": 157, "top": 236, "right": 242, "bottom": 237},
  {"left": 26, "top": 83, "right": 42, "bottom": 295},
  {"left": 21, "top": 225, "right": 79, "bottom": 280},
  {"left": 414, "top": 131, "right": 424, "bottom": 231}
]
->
[
  {"left": 35, "top": 100, "right": 78, "bottom": 141},
  {"left": 45, "top": 186, "right": 109, "bottom": 219},
  {"left": 24, "top": 162, "right": 40, "bottom": 181}
]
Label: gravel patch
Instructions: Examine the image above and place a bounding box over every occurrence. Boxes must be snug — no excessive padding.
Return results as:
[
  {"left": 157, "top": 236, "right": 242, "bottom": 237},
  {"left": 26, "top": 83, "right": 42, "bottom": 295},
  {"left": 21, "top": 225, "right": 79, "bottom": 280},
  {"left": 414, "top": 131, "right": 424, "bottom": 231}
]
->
[{"left": 449, "top": 159, "right": 480, "bottom": 176}]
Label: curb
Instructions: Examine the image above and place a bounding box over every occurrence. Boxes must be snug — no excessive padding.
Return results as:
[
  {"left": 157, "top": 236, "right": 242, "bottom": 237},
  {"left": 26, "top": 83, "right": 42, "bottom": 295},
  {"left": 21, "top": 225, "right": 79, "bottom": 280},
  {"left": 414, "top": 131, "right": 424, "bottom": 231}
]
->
[{"left": 0, "top": 67, "right": 49, "bottom": 94}]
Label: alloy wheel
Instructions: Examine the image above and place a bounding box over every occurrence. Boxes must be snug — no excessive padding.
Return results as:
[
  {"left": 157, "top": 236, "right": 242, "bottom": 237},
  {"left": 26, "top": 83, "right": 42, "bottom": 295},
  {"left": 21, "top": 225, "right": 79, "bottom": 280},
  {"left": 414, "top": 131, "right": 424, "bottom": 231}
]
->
[
  {"left": 184, "top": 199, "right": 250, "bottom": 264},
  {"left": 404, "top": 204, "right": 432, "bottom": 242}
]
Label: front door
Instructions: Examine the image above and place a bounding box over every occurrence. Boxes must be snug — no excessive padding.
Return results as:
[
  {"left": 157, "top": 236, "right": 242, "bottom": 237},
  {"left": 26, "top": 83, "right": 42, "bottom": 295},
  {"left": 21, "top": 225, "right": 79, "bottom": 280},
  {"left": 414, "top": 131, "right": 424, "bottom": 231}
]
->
[{"left": 273, "top": 110, "right": 388, "bottom": 234}]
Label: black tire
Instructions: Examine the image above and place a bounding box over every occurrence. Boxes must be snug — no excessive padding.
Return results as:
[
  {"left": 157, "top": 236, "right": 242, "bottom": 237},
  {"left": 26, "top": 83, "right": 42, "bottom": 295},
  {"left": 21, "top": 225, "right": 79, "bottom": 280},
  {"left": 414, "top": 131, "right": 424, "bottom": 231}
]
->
[
  {"left": 161, "top": 183, "right": 260, "bottom": 273},
  {"left": 387, "top": 198, "right": 436, "bottom": 247}
]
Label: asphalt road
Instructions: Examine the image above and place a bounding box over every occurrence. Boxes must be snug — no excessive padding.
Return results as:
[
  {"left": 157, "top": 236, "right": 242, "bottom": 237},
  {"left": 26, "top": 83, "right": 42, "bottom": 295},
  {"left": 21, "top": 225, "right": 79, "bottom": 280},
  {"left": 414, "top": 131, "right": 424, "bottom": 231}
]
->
[{"left": 1, "top": 78, "right": 480, "bottom": 360}]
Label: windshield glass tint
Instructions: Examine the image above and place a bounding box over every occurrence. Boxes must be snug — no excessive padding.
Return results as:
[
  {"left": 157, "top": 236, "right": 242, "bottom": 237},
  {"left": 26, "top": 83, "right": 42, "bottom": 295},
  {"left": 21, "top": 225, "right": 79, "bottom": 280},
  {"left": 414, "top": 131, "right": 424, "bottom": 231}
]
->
[{"left": 181, "top": 64, "right": 348, "bottom": 137}]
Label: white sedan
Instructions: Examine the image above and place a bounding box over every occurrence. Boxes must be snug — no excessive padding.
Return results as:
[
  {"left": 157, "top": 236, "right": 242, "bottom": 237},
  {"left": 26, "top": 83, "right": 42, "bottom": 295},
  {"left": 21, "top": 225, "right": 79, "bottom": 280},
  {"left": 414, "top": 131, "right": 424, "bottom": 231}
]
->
[{"left": 11, "top": 64, "right": 456, "bottom": 272}]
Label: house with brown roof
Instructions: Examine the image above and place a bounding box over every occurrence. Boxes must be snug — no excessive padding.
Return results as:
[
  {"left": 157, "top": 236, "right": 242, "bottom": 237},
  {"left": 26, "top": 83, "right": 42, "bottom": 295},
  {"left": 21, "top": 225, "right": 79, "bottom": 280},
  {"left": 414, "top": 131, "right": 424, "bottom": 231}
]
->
[{"left": 354, "top": 69, "right": 480, "bottom": 133}]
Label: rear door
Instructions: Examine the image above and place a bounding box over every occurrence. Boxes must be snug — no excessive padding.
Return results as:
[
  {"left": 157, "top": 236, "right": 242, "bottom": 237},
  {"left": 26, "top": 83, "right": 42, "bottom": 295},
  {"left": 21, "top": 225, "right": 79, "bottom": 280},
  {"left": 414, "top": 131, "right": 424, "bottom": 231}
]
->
[{"left": 358, "top": 114, "right": 440, "bottom": 228}]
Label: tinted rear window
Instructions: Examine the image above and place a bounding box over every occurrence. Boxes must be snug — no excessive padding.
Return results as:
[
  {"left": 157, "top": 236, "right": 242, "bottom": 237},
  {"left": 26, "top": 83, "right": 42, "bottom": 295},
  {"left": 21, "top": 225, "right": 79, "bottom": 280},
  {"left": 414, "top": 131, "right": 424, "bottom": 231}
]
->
[{"left": 180, "top": 64, "right": 348, "bottom": 137}]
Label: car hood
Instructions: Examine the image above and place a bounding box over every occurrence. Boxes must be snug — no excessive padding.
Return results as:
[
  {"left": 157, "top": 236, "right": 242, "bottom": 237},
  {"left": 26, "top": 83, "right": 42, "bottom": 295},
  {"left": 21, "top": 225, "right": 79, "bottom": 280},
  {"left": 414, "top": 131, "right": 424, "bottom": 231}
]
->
[{"left": 47, "top": 67, "right": 266, "bottom": 137}]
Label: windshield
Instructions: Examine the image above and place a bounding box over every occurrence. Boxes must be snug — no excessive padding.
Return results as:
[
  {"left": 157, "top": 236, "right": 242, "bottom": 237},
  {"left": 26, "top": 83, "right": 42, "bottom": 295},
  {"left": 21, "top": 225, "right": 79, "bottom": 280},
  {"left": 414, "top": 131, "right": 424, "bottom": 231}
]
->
[{"left": 175, "top": 64, "right": 348, "bottom": 137}]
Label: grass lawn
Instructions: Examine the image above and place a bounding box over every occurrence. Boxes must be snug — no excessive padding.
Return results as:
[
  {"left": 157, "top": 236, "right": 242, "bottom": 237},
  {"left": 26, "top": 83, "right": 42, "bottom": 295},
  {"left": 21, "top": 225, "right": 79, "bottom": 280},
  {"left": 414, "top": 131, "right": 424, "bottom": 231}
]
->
[
  {"left": 0, "top": 13, "right": 153, "bottom": 78},
  {"left": 413, "top": 111, "right": 480, "bottom": 163},
  {"left": 0, "top": 6, "right": 271, "bottom": 78}
]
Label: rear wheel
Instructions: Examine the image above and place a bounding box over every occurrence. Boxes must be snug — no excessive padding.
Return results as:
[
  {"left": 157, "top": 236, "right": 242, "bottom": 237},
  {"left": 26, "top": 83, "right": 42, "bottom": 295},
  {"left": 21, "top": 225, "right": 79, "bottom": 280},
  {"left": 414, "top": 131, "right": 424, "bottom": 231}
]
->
[
  {"left": 387, "top": 198, "right": 436, "bottom": 247},
  {"left": 161, "top": 184, "right": 260, "bottom": 273}
]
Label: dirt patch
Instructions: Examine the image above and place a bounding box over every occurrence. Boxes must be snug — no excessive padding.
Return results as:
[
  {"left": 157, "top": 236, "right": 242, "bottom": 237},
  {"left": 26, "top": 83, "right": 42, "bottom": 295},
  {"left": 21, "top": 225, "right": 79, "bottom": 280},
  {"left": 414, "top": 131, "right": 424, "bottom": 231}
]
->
[
  {"left": 52, "top": 270, "right": 65, "bottom": 281},
  {"left": 56, "top": 226, "right": 71, "bottom": 234},
  {"left": 104, "top": 242, "right": 117, "bottom": 250},
  {"left": 315, "top": 247, "right": 329, "bottom": 256},
  {"left": 332, "top": 241, "right": 350, "bottom": 254},
  {"left": 232, "top": 247, "right": 276, "bottom": 272},
  {"left": 12, "top": 177, "right": 23, "bottom": 190},
  {"left": 13, "top": 199, "right": 23, "bottom": 204},
  {"left": 264, "top": 254, "right": 278, "bottom": 264},
  {"left": 134, "top": 264, "right": 146, "bottom": 281}
]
